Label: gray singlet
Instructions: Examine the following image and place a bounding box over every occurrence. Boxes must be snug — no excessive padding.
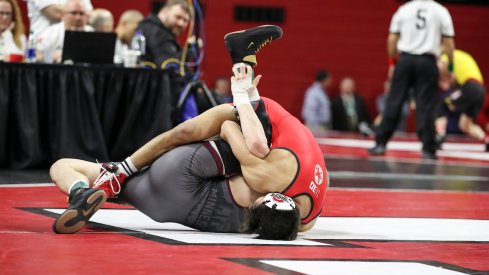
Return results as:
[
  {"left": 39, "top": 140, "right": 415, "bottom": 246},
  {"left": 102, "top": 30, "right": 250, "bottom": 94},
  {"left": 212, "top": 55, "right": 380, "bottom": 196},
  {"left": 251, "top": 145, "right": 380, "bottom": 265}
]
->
[{"left": 120, "top": 142, "right": 246, "bottom": 233}]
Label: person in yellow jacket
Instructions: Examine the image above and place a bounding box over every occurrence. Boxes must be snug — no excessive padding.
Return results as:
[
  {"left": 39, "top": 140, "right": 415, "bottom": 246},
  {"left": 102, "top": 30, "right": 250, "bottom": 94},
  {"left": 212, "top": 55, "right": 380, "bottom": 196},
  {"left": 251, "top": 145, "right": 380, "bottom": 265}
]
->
[{"left": 435, "top": 49, "right": 488, "bottom": 151}]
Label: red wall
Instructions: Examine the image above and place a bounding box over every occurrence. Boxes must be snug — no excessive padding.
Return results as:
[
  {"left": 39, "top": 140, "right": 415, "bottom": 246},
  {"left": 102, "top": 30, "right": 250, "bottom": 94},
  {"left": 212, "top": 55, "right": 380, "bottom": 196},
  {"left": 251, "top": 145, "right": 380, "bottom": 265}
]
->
[
  {"left": 18, "top": 0, "right": 489, "bottom": 121},
  {"left": 203, "top": 0, "right": 489, "bottom": 121}
]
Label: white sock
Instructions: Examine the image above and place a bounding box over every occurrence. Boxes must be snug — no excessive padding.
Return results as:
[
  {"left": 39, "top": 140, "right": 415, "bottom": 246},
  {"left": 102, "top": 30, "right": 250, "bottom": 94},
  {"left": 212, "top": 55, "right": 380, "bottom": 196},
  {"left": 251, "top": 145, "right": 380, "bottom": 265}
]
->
[{"left": 118, "top": 157, "right": 138, "bottom": 176}]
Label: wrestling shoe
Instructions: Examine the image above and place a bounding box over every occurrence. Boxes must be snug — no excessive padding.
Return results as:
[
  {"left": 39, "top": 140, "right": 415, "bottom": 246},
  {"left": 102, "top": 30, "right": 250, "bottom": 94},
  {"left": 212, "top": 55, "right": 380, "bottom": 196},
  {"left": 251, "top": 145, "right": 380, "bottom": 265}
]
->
[
  {"left": 93, "top": 162, "right": 127, "bottom": 198},
  {"left": 224, "top": 25, "right": 283, "bottom": 66},
  {"left": 52, "top": 188, "right": 107, "bottom": 234},
  {"left": 435, "top": 134, "right": 446, "bottom": 150},
  {"left": 422, "top": 150, "right": 438, "bottom": 160},
  {"left": 368, "top": 144, "right": 386, "bottom": 155}
]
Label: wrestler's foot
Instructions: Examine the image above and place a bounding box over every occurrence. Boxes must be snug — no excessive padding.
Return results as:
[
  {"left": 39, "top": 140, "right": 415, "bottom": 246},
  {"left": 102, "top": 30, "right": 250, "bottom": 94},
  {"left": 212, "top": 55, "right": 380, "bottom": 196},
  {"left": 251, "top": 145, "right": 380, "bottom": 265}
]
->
[
  {"left": 224, "top": 25, "right": 283, "bottom": 66},
  {"left": 421, "top": 150, "right": 438, "bottom": 160},
  {"left": 435, "top": 134, "right": 446, "bottom": 150},
  {"left": 52, "top": 188, "right": 106, "bottom": 234},
  {"left": 93, "top": 162, "right": 127, "bottom": 198},
  {"left": 368, "top": 144, "right": 386, "bottom": 155}
]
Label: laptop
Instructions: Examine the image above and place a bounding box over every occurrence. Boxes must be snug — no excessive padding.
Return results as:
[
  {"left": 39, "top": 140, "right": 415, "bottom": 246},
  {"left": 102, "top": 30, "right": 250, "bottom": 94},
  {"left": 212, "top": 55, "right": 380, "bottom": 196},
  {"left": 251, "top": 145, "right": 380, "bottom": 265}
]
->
[{"left": 62, "top": 31, "right": 117, "bottom": 64}]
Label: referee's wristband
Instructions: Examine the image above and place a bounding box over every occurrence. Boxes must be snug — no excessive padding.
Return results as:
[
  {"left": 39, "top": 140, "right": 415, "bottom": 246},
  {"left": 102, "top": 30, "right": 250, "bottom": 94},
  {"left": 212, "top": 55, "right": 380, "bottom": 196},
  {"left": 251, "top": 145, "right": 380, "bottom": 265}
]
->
[
  {"left": 448, "top": 63, "right": 454, "bottom": 73},
  {"left": 387, "top": 57, "right": 397, "bottom": 66}
]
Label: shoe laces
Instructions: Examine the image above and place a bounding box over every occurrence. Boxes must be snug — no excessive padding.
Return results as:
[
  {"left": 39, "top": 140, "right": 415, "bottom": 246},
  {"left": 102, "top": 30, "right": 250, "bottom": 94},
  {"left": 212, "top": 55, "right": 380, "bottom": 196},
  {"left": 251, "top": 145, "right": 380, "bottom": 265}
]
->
[
  {"left": 255, "top": 36, "right": 272, "bottom": 53},
  {"left": 93, "top": 162, "right": 122, "bottom": 195}
]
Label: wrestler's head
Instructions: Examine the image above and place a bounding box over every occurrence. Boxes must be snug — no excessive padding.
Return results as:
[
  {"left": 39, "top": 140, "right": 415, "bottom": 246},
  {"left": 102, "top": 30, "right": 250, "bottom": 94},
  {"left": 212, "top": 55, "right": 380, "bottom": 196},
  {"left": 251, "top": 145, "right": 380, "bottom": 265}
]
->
[{"left": 241, "top": 193, "right": 300, "bottom": 240}]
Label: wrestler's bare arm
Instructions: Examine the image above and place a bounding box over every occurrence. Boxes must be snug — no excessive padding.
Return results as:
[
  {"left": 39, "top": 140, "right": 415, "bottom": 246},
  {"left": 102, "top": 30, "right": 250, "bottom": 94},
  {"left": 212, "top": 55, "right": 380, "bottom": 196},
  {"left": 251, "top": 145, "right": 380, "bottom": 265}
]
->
[
  {"left": 129, "top": 104, "right": 236, "bottom": 169},
  {"left": 128, "top": 64, "right": 266, "bottom": 170},
  {"left": 220, "top": 120, "right": 287, "bottom": 194},
  {"left": 299, "top": 216, "right": 318, "bottom": 232},
  {"left": 231, "top": 64, "right": 269, "bottom": 158}
]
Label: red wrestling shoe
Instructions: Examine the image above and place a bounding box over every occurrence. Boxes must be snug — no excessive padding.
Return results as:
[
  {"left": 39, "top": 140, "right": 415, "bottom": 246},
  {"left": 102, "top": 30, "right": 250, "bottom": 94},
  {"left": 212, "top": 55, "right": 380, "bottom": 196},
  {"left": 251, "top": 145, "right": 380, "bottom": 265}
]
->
[{"left": 93, "top": 162, "right": 127, "bottom": 198}]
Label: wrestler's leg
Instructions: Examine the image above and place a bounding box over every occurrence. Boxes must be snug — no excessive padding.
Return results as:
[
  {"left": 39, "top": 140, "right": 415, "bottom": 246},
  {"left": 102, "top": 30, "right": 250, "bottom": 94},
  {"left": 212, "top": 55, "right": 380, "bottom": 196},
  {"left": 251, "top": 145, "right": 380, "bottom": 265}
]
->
[
  {"left": 459, "top": 114, "right": 485, "bottom": 141},
  {"left": 122, "top": 143, "right": 221, "bottom": 224},
  {"left": 50, "top": 158, "right": 101, "bottom": 194},
  {"left": 50, "top": 158, "right": 107, "bottom": 234}
]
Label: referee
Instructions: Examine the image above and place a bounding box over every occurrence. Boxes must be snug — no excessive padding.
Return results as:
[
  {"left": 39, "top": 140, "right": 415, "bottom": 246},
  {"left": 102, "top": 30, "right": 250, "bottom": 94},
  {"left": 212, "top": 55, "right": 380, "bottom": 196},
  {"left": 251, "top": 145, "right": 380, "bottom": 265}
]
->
[{"left": 369, "top": 0, "right": 455, "bottom": 160}]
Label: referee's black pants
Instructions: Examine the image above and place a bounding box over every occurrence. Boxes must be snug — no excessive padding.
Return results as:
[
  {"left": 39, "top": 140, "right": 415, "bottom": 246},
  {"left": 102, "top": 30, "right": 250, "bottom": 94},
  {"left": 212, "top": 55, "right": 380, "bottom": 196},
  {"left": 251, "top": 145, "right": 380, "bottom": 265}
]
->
[{"left": 375, "top": 53, "right": 439, "bottom": 154}]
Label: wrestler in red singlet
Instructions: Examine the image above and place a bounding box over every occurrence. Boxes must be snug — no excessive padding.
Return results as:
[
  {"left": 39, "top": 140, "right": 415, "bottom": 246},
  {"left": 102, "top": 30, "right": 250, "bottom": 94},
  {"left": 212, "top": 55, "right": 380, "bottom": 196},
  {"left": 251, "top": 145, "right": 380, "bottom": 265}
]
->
[{"left": 261, "top": 96, "right": 328, "bottom": 224}]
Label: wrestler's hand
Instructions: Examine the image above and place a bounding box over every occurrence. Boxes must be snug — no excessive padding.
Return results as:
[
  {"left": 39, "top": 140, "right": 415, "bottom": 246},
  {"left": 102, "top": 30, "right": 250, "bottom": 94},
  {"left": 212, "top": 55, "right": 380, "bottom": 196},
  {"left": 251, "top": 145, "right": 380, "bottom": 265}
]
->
[
  {"left": 231, "top": 63, "right": 262, "bottom": 103},
  {"left": 249, "top": 75, "right": 262, "bottom": 102}
]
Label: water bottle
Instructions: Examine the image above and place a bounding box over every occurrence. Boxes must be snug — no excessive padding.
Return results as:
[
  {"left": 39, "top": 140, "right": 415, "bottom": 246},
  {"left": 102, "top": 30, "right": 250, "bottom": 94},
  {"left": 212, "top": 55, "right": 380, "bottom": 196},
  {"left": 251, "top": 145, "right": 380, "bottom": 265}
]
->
[
  {"left": 25, "top": 31, "right": 37, "bottom": 63},
  {"left": 130, "top": 31, "right": 146, "bottom": 67}
]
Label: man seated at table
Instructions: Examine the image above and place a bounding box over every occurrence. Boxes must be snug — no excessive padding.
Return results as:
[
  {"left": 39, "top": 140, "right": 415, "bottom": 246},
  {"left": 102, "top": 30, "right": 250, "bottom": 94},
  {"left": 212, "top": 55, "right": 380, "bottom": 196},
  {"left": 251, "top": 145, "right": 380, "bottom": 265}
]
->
[
  {"left": 113, "top": 9, "right": 143, "bottom": 64},
  {"left": 27, "top": 0, "right": 93, "bottom": 38},
  {"left": 88, "top": 8, "right": 113, "bottom": 33},
  {"left": 36, "top": 0, "right": 93, "bottom": 63}
]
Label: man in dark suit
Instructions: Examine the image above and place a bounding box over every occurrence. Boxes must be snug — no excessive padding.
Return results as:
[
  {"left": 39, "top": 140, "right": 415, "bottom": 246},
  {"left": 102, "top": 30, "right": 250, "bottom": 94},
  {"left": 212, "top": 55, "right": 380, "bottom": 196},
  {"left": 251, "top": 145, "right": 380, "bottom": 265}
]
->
[{"left": 331, "top": 77, "right": 372, "bottom": 134}]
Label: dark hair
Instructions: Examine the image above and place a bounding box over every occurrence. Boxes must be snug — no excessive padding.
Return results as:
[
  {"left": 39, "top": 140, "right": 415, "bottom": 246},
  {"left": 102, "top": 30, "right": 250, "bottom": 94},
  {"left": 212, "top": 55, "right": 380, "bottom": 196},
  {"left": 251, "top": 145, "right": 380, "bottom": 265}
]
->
[
  {"left": 241, "top": 204, "right": 300, "bottom": 240},
  {"left": 315, "top": 70, "right": 330, "bottom": 82}
]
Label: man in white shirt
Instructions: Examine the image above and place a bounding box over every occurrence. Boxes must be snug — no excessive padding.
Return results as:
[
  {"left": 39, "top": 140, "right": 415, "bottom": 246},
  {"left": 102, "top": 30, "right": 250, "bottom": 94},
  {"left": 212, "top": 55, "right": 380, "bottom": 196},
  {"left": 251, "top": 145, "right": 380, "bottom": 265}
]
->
[
  {"left": 301, "top": 70, "right": 332, "bottom": 132},
  {"left": 36, "top": 0, "right": 93, "bottom": 63},
  {"left": 27, "top": 0, "right": 92, "bottom": 38},
  {"left": 113, "top": 9, "right": 143, "bottom": 64},
  {"left": 369, "top": 0, "right": 455, "bottom": 160}
]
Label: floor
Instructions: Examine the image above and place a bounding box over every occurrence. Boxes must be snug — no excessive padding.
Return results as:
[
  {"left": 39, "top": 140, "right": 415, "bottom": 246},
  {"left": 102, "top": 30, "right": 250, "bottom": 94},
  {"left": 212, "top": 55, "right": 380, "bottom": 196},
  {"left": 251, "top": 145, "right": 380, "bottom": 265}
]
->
[{"left": 1, "top": 133, "right": 488, "bottom": 274}]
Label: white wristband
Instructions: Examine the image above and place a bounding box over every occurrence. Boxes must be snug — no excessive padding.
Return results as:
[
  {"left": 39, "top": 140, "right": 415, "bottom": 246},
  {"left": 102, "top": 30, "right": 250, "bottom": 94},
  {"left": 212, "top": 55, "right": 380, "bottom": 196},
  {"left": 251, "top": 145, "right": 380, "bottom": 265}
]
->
[
  {"left": 249, "top": 87, "right": 260, "bottom": 101},
  {"left": 233, "top": 92, "right": 251, "bottom": 106}
]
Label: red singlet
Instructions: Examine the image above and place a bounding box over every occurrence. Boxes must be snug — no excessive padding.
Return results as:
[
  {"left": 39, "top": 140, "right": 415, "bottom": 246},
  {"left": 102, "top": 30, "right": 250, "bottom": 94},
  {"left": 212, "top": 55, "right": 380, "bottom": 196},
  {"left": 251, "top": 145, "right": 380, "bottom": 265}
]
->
[{"left": 261, "top": 97, "right": 328, "bottom": 224}]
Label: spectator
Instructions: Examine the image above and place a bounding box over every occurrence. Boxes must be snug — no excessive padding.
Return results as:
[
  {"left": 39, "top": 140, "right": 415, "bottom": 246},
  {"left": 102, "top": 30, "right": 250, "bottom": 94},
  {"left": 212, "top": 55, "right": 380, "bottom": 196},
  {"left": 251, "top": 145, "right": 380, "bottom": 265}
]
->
[
  {"left": 137, "top": 0, "right": 191, "bottom": 68},
  {"left": 27, "top": 0, "right": 92, "bottom": 38},
  {"left": 479, "top": 96, "right": 489, "bottom": 133},
  {"left": 331, "top": 77, "right": 371, "bottom": 134},
  {"left": 301, "top": 69, "right": 332, "bottom": 132},
  {"left": 0, "top": 0, "right": 25, "bottom": 61},
  {"left": 36, "top": 0, "right": 93, "bottom": 63},
  {"left": 114, "top": 9, "right": 143, "bottom": 64},
  {"left": 89, "top": 8, "right": 113, "bottom": 32},
  {"left": 435, "top": 49, "right": 488, "bottom": 151},
  {"left": 211, "top": 77, "right": 232, "bottom": 104},
  {"left": 374, "top": 80, "right": 412, "bottom": 132},
  {"left": 369, "top": 0, "right": 455, "bottom": 159}
]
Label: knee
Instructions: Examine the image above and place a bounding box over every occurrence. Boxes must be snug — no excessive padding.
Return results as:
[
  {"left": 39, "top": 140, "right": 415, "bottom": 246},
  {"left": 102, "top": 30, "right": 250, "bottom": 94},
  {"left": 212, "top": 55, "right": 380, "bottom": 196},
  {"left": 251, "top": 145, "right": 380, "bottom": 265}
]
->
[
  {"left": 49, "top": 158, "right": 69, "bottom": 183},
  {"left": 458, "top": 118, "right": 471, "bottom": 133}
]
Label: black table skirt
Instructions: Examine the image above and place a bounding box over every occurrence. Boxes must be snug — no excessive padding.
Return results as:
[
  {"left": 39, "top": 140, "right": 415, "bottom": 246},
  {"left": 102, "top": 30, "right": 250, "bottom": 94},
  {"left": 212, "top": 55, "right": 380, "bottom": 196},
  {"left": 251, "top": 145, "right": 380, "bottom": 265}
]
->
[{"left": 0, "top": 62, "right": 182, "bottom": 169}]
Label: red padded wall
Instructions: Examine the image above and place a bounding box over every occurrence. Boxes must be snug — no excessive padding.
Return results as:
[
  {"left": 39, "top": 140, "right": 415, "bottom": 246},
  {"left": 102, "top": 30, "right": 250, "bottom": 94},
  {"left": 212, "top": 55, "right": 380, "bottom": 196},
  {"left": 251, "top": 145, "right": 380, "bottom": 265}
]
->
[{"left": 198, "top": 0, "right": 489, "bottom": 121}]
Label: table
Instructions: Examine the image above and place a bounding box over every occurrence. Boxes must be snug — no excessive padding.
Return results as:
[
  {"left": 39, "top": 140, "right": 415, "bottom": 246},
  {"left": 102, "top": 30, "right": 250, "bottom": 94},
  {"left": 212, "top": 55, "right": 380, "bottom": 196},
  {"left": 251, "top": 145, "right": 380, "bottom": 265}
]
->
[{"left": 0, "top": 62, "right": 182, "bottom": 169}]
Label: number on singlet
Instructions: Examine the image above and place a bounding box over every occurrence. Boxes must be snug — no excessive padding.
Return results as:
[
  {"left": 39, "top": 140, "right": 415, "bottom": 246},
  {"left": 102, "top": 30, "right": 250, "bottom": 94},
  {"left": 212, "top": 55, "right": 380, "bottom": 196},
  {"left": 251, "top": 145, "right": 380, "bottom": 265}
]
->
[{"left": 416, "top": 9, "right": 427, "bottom": 29}]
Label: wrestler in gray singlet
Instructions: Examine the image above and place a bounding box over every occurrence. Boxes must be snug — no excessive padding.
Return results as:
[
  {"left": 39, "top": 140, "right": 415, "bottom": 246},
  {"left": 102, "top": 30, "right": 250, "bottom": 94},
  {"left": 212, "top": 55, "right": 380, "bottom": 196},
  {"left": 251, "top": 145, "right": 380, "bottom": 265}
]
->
[{"left": 120, "top": 142, "right": 246, "bottom": 233}]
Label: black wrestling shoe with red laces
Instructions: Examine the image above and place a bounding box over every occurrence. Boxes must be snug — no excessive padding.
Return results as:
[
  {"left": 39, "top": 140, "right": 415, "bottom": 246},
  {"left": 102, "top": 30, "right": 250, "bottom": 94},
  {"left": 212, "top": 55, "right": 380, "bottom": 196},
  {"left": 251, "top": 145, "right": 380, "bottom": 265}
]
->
[
  {"left": 224, "top": 25, "right": 283, "bottom": 66},
  {"left": 52, "top": 188, "right": 107, "bottom": 234}
]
